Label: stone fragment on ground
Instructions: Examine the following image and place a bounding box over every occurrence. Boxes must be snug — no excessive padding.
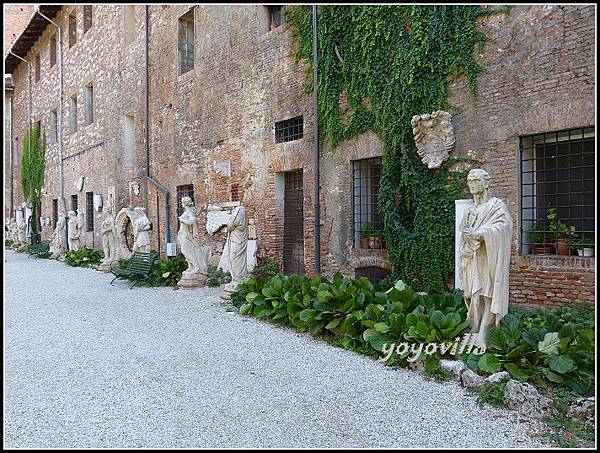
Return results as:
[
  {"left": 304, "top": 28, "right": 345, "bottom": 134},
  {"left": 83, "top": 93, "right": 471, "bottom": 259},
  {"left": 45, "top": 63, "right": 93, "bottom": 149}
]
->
[
  {"left": 503, "top": 380, "right": 556, "bottom": 420},
  {"left": 568, "top": 397, "right": 595, "bottom": 427},
  {"left": 440, "top": 359, "right": 465, "bottom": 381}
]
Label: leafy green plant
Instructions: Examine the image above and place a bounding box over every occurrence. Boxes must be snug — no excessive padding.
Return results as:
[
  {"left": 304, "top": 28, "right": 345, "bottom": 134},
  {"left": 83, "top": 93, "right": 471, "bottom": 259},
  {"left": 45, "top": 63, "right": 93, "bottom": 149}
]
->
[
  {"left": 359, "top": 222, "right": 374, "bottom": 240},
  {"left": 148, "top": 257, "right": 188, "bottom": 287},
  {"left": 476, "top": 381, "right": 507, "bottom": 408},
  {"left": 5, "top": 239, "right": 14, "bottom": 247},
  {"left": 21, "top": 124, "right": 46, "bottom": 245},
  {"left": 207, "top": 265, "right": 231, "bottom": 287},
  {"left": 64, "top": 247, "right": 104, "bottom": 267},
  {"left": 547, "top": 208, "right": 576, "bottom": 241},
  {"left": 526, "top": 221, "right": 555, "bottom": 245},
  {"left": 571, "top": 236, "right": 594, "bottom": 250},
  {"left": 251, "top": 257, "right": 280, "bottom": 280}
]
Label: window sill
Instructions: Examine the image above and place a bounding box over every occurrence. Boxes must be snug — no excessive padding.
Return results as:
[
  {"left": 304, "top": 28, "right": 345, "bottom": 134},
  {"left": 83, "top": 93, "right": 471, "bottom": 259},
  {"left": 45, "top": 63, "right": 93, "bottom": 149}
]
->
[{"left": 514, "top": 254, "right": 595, "bottom": 270}]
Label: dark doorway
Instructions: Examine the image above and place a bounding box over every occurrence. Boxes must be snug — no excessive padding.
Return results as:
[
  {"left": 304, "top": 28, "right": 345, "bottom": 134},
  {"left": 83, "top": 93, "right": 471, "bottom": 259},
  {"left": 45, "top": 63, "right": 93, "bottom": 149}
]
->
[{"left": 283, "top": 170, "right": 305, "bottom": 276}]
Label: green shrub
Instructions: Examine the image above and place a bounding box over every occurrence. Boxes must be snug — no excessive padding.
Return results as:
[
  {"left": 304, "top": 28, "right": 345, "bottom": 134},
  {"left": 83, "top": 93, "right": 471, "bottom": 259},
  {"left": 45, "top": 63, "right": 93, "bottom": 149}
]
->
[
  {"left": 148, "top": 257, "right": 188, "bottom": 287},
  {"left": 64, "top": 247, "right": 103, "bottom": 267},
  {"left": 476, "top": 382, "right": 507, "bottom": 408},
  {"left": 251, "top": 257, "right": 280, "bottom": 280},
  {"left": 5, "top": 239, "right": 14, "bottom": 247},
  {"left": 207, "top": 265, "right": 231, "bottom": 287}
]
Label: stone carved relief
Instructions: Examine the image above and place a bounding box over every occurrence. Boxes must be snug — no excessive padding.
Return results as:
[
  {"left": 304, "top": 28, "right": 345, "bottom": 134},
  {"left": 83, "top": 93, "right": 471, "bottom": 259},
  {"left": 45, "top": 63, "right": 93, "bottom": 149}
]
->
[
  {"left": 50, "top": 214, "right": 67, "bottom": 258},
  {"left": 411, "top": 110, "right": 455, "bottom": 169},
  {"left": 97, "top": 213, "right": 118, "bottom": 272},
  {"left": 67, "top": 210, "right": 82, "bottom": 251},
  {"left": 177, "top": 197, "right": 211, "bottom": 288},
  {"left": 115, "top": 208, "right": 139, "bottom": 260}
]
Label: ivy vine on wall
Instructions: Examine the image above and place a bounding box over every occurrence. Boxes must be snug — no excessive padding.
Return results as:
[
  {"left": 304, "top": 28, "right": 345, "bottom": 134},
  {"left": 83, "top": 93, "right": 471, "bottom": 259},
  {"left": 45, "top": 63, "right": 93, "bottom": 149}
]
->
[
  {"left": 288, "top": 5, "right": 508, "bottom": 292},
  {"left": 21, "top": 124, "right": 46, "bottom": 242}
]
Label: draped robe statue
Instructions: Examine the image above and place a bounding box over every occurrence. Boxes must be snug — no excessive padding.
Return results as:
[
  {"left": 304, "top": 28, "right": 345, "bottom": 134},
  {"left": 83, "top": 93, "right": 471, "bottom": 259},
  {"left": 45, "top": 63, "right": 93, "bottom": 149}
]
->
[
  {"left": 132, "top": 207, "right": 151, "bottom": 253},
  {"left": 101, "top": 214, "right": 117, "bottom": 263},
  {"left": 51, "top": 214, "right": 67, "bottom": 257},
  {"left": 16, "top": 217, "right": 27, "bottom": 246},
  {"left": 459, "top": 169, "right": 513, "bottom": 347},
  {"left": 67, "top": 210, "right": 82, "bottom": 251},
  {"left": 177, "top": 197, "right": 211, "bottom": 287},
  {"left": 220, "top": 205, "right": 249, "bottom": 299}
]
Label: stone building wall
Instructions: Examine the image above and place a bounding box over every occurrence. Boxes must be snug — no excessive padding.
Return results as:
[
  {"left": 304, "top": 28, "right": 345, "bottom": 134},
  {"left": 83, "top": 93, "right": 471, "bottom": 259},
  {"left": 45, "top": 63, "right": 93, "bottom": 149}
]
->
[
  {"left": 4, "top": 4, "right": 33, "bottom": 53},
  {"left": 448, "top": 5, "right": 595, "bottom": 306},
  {"left": 7, "top": 5, "right": 148, "bottom": 247}
]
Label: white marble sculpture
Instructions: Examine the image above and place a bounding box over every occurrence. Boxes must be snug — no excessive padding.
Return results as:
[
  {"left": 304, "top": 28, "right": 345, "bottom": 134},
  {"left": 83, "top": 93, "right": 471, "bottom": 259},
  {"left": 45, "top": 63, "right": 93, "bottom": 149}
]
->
[
  {"left": 459, "top": 169, "right": 513, "bottom": 348},
  {"left": 50, "top": 213, "right": 67, "bottom": 258},
  {"left": 67, "top": 210, "right": 82, "bottom": 251},
  {"left": 16, "top": 217, "right": 27, "bottom": 247},
  {"left": 7, "top": 218, "right": 18, "bottom": 244},
  {"left": 132, "top": 207, "right": 151, "bottom": 253},
  {"left": 411, "top": 110, "right": 455, "bottom": 169},
  {"left": 219, "top": 205, "right": 249, "bottom": 300},
  {"left": 176, "top": 197, "right": 211, "bottom": 288},
  {"left": 97, "top": 213, "right": 118, "bottom": 272}
]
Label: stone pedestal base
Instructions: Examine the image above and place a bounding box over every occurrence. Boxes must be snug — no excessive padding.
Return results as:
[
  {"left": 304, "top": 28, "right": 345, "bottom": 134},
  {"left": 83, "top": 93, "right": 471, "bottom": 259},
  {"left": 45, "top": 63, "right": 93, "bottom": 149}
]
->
[
  {"left": 177, "top": 273, "right": 207, "bottom": 289},
  {"left": 220, "top": 287, "right": 235, "bottom": 300},
  {"left": 97, "top": 260, "right": 116, "bottom": 272}
]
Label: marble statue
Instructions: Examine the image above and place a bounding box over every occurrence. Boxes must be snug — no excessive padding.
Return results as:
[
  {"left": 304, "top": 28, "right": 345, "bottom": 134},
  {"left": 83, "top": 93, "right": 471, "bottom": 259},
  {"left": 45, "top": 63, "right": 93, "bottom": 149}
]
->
[
  {"left": 67, "top": 210, "right": 82, "bottom": 251},
  {"left": 50, "top": 214, "right": 67, "bottom": 258},
  {"left": 176, "top": 196, "right": 211, "bottom": 287},
  {"left": 411, "top": 110, "right": 455, "bottom": 169},
  {"left": 132, "top": 207, "right": 151, "bottom": 253},
  {"left": 7, "top": 218, "right": 18, "bottom": 243},
  {"left": 97, "top": 213, "right": 118, "bottom": 271},
  {"left": 16, "top": 217, "right": 27, "bottom": 246},
  {"left": 219, "top": 205, "right": 249, "bottom": 299},
  {"left": 459, "top": 168, "right": 513, "bottom": 347}
]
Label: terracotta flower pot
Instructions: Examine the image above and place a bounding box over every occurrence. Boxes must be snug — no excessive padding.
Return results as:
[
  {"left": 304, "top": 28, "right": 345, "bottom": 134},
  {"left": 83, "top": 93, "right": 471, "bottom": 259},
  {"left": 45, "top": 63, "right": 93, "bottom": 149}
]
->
[
  {"left": 555, "top": 239, "right": 571, "bottom": 256},
  {"left": 360, "top": 237, "right": 370, "bottom": 249},
  {"left": 532, "top": 245, "right": 555, "bottom": 255},
  {"left": 369, "top": 237, "right": 383, "bottom": 249}
]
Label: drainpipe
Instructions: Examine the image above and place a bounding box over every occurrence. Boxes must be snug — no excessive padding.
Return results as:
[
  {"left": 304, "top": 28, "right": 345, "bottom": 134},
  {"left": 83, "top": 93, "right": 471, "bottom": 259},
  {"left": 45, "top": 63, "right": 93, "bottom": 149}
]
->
[
  {"left": 147, "top": 176, "right": 172, "bottom": 253},
  {"left": 312, "top": 5, "right": 321, "bottom": 275},
  {"left": 36, "top": 8, "right": 66, "bottom": 219},
  {"left": 8, "top": 94, "right": 14, "bottom": 217},
  {"left": 9, "top": 50, "right": 32, "bottom": 225}
]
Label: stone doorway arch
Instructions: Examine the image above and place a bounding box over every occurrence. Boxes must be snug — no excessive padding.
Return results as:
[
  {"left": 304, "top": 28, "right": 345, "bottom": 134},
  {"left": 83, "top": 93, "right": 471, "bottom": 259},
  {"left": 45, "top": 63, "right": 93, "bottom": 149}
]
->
[{"left": 115, "top": 208, "right": 139, "bottom": 260}]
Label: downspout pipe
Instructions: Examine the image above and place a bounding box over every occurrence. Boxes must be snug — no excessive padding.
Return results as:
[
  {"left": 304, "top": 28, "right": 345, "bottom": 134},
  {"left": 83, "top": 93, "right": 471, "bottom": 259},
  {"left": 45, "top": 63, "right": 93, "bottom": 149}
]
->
[
  {"left": 36, "top": 7, "right": 67, "bottom": 245},
  {"left": 312, "top": 6, "right": 321, "bottom": 275},
  {"left": 147, "top": 176, "right": 172, "bottom": 247},
  {"left": 8, "top": 94, "right": 14, "bottom": 217}
]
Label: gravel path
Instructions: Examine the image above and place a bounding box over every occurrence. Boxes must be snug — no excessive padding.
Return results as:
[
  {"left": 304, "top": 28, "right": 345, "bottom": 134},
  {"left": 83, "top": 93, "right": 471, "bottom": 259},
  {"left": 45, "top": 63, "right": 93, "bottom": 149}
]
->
[{"left": 4, "top": 250, "right": 553, "bottom": 448}]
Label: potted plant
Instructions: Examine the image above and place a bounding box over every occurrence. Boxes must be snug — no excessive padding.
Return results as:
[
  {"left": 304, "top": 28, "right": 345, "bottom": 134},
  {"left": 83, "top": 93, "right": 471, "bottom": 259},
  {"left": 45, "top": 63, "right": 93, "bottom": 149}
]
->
[
  {"left": 547, "top": 208, "right": 576, "bottom": 255},
  {"left": 370, "top": 230, "right": 384, "bottom": 250},
  {"left": 359, "top": 223, "right": 373, "bottom": 249},
  {"left": 526, "top": 221, "right": 555, "bottom": 255},
  {"left": 572, "top": 236, "right": 595, "bottom": 257}
]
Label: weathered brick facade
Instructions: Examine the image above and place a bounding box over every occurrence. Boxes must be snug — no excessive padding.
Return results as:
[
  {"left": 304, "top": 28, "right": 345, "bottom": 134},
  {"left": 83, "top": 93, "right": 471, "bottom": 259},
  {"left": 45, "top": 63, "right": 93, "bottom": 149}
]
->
[{"left": 5, "top": 5, "right": 595, "bottom": 307}]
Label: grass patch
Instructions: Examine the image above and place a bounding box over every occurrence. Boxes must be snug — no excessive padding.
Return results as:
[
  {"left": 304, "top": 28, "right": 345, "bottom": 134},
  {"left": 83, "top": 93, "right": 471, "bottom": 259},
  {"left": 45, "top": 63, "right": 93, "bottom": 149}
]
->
[{"left": 476, "top": 382, "right": 507, "bottom": 408}]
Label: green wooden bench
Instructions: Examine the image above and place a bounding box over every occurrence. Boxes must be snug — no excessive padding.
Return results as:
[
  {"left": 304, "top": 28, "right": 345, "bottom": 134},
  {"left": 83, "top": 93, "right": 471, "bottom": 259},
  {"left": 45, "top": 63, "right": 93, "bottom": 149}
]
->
[
  {"left": 28, "top": 241, "right": 50, "bottom": 258},
  {"left": 109, "top": 251, "right": 159, "bottom": 289}
]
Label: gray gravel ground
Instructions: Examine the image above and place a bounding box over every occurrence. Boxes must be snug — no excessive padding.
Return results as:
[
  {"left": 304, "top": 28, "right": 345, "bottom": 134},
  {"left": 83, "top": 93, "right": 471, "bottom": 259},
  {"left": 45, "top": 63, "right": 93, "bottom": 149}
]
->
[{"left": 4, "top": 250, "right": 553, "bottom": 448}]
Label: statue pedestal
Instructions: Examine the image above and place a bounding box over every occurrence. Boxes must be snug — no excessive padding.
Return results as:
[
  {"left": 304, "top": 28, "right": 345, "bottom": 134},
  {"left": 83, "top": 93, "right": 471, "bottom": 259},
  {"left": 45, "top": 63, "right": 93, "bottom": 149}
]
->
[
  {"left": 97, "top": 260, "right": 116, "bottom": 273},
  {"left": 177, "top": 273, "right": 207, "bottom": 289},
  {"left": 220, "top": 287, "right": 235, "bottom": 300}
]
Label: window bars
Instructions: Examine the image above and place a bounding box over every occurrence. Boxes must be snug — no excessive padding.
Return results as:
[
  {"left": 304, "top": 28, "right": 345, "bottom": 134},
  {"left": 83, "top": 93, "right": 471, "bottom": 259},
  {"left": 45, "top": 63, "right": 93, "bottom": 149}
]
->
[
  {"left": 520, "top": 127, "right": 595, "bottom": 255},
  {"left": 86, "top": 192, "right": 94, "bottom": 231},
  {"left": 352, "top": 157, "right": 385, "bottom": 249},
  {"left": 275, "top": 116, "right": 303, "bottom": 143}
]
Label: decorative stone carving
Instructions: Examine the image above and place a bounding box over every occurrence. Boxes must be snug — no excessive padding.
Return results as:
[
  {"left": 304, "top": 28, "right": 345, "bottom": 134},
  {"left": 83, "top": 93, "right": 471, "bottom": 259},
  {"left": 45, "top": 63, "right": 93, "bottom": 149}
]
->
[
  {"left": 132, "top": 207, "right": 151, "bottom": 253},
  {"left": 75, "top": 175, "right": 85, "bottom": 192},
  {"left": 218, "top": 205, "right": 249, "bottom": 299},
  {"left": 459, "top": 169, "right": 513, "bottom": 348},
  {"left": 97, "top": 214, "right": 118, "bottom": 272},
  {"left": 93, "top": 194, "right": 103, "bottom": 211},
  {"left": 176, "top": 197, "right": 211, "bottom": 288},
  {"left": 115, "top": 208, "right": 137, "bottom": 260},
  {"left": 129, "top": 181, "right": 140, "bottom": 196},
  {"left": 7, "top": 218, "right": 19, "bottom": 244},
  {"left": 50, "top": 214, "right": 67, "bottom": 258},
  {"left": 16, "top": 217, "right": 27, "bottom": 247},
  {"left": 214, "top": 160, "right": 231, "bottom": 177},
  {"left": 411, "top": 110, "right": 455, "bottom": 169},
  {"left": 67, "top": 210, "right": 82, "bottom": 251}
]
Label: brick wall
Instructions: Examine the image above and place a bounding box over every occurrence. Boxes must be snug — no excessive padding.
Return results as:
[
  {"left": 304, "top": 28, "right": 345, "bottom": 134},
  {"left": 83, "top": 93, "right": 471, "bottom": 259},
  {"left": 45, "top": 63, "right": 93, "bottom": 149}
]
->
[{"left": 4, "top": 4, "right": 33, "bottom": 53}]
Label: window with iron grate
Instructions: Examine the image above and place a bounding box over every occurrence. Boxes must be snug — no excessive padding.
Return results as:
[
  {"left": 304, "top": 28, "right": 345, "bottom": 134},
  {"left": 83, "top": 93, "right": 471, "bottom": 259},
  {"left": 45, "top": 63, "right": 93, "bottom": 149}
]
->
[
  {"left": 52, "top": 199, "right": 59, "bottom": 227},
  {"left": 520, "top": 127, "right": 595, "bottom": 255},
  {"left": 231, "top": 183, "right": 240, "bottom": 202},
  {"left": 50, "top": 34, "right": 57, "bottom": 67},
  {"left": 86, "top": 192, "right": 94, "bottom": 231},
  {"left": 68, "top": 13, "right": 77, "bottom": 48},
  {"left": 71, "top": 194, "right": 78, "bottom": 213},
  {"left": 178, "top": 9, "right": 195, "bottom": 75},
  {"left": 352, "top": 157, "right": 385, "bottom": 249},
  {"left": 275, "top": 116, "right": 303, "bottom": 143}
]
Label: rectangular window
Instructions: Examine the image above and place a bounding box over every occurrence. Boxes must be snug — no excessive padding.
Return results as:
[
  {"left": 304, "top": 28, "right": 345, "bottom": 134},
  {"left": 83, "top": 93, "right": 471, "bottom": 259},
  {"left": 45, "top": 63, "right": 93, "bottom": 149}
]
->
[
  {"left": 124, "top": 114, "right": 136, "bottom": 167},
  {"left": 83, "top": 5, "right": 93, "bottom": 33},
  {"left": 52, "top": 199, "right": 59, "bottom": 227},
  {"left": 178, "top": 10, "right": 195, "bottom": 75},
  {"left": 268, "top": 5, "right": 286, "bottom": 30},
  {"left": 352, "top": 157, "right": 384, "bottom": 249},
  {"left": 71, "top": 194, "right": 78, "bottom": 213},
  {"left": 69, "top": 95, "right": 78, "bottom": 134},
  {"left": 124, "top": 5, "right": 136, "bottom": 45},
  {"left": 49, "top": 110, "right": 58, "bottom": 144},
  {"left": 35, "top": 54, "right": 41, "bottom": 82},
  {"left": 176, "top": 184, "right": 195, "bottom": 218},
  {"left": 275, "top": 116, "right": 304, "bottom": 143},
  {"left": 50, "top": 34, "right": 57, "bottom": 67},
  {"left": 520, "top": 127, "right": 595, "bottom": 254},
  {"left": 68, "top": 13, "right": 77, "bottom": 48},
  {"left": 84, "top": 84, "right": 94, "bottom": 125},
  {"left": 86, "top": 192, "right": 94, "bottom": 231}
]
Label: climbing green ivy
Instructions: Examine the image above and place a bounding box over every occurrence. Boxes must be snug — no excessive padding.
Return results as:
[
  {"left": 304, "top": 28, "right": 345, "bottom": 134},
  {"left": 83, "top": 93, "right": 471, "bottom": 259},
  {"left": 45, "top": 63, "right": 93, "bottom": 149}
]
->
[
  {"left": 288, "top": 5, "right": 505, "bottom": 292},
  {"left": 21, "top": 124, "right": 46, "bottom": 243}
]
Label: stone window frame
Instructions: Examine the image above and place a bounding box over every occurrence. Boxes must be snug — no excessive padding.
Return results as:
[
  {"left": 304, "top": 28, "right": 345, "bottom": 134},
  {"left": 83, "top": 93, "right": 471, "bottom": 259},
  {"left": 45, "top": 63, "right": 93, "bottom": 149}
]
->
[
  {"left": 69, "top": 92, "right": 78, "bottom": 134},
  {"left": 84, "top": 82, "right": 94, "bottom": 126},
  {"left": 50, "top": 33, "right": 57, "bottom": 67},
  {"left": 275, "top": 115, "right": 304, "bottom": 144},
  {"left": 83, "top": 5, "right": 93, "bottom": 34},
  {"left": 49, "top": 109, "right": 58, "bottom": 145},
  {"left": 351, "top": 157, "right": 385, "bottom": 250},
  {"left": 519, "top": 126, "right": 595, "bottom": 256},
  {"left": 52, "top": 198, "right": 59, "bottom": 227},
  {"left": 68, "top": 10, "right": 77, "bottom": 48},
  {"left": 177, "top": 9, "right": 195, "bottom": 76},
  {"left": 34, "top": 53, "right": 41, "bottom": 82}
]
